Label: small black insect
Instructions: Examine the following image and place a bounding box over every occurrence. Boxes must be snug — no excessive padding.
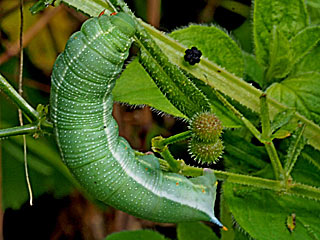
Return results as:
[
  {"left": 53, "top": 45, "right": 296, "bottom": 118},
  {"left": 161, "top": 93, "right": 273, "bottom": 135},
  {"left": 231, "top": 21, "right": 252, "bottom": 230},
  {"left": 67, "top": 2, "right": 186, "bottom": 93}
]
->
[{"left": 184, "top": 47, "right": 202, "bottom": 65}]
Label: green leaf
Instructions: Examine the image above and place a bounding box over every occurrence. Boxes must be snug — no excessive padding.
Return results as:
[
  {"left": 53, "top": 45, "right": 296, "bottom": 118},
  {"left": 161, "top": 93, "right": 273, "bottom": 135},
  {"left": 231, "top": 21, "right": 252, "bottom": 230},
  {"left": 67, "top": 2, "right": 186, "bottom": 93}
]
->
[
  {"left": 113, "top": 58, "right": 186, "bottom": 118},
  {"left": 271, "top": 109, "right": 296, "bottom": 133},
  {"left": 271, "top": 129, "right": 292, "bottom": 139},
  {"left": 61, "top": 0, "right": 111, "bottom": 17},
  {"left": 177, "top": 222, "right": 219, "bottom": 240},
  {"left": 267, "top": 72, "right": 320, "bottom": 124},
  {"left": 223, "top": 131, "right": 268, "bottom": 174},
  {"left": 224, "top": 183, "right": 320, "bottom": 240},
  {"left": 168, "top": 25, "right": 244, "bottom": 127},
  {"left": 284, "top": 124, "right": 307, "bottom": 175},
  {"left": 29, "top": 0, "right": 55, "bottom": 14},
  {"left": 306, "top": 0, "right": 320, "bottom": 25},
  {"left": 253, "top": 0, "right": 308, "bottom": 66},
  {"left": 265, "top": 27, "right": 293, "bottom": 81},
  {"left": 221, "top": 195, "right": 253, "bottom": 240},
  {"left": 290, "top": 26, "right": 320, "bottom": 66},
  {"left": 169, "top": 25, "right": 244, "bottom": 77},
  {"left": 232, "top": 19, "right": 254, "bottom": 53},
  {"left": 242, "top": 51, "right": 265, "bottom": 88},
  {"left": 105, "top": 230, "right": 168, "bottom": 240},
  {"left": 292, "top": 44, "right": 320, "bottom": 76},
  {"left": 300, "top": 145, "right": 320, "bottom": 173},
  {"left": 291, "top": 146, "right": 320, "bottom": 188}
]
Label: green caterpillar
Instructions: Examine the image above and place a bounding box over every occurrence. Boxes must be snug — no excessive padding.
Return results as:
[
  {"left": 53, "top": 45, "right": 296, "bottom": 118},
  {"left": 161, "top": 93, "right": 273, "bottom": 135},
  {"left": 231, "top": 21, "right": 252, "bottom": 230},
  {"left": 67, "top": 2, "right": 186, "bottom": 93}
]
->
[{"left": 50, "top": 12, "right": 223, "bottom": 227}]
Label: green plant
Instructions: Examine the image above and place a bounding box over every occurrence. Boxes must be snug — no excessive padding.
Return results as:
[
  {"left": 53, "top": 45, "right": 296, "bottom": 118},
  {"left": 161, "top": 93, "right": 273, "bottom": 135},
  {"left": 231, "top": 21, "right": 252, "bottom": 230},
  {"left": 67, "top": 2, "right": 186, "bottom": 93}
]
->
[{"left": 1, "top": 0, "right": 320, "bottom": 239}]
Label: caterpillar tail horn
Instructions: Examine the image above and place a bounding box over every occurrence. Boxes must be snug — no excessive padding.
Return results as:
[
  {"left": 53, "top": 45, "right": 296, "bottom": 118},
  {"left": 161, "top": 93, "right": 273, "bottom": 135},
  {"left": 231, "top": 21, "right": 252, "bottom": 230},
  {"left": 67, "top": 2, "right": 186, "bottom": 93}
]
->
[{"left": 210, "top": 217, "right": 228, "bottom": 231}]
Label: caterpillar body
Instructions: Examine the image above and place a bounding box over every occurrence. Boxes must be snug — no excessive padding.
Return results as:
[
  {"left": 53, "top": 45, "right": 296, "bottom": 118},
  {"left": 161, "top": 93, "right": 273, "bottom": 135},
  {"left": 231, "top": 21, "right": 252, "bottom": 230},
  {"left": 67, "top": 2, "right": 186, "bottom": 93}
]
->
[{"left": 50, "top": 12, "right": 222, "bottom": 227}]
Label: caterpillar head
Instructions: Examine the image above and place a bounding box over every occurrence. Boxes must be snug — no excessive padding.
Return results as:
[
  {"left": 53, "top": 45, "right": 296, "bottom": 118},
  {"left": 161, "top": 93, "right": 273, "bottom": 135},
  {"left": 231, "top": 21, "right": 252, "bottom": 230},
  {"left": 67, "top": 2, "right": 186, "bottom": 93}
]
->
[
  {"left": 189, "top": 112, "right": 223, "bottom": 142},
  {"left": 110, "top": 12, "right": 136, "bottom": 37}
]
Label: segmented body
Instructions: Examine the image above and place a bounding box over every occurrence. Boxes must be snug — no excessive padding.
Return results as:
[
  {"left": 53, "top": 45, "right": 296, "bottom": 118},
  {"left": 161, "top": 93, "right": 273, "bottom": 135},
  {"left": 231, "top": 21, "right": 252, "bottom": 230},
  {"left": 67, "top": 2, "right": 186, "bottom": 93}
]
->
[{"left": 50, "top": 12, "right": 222, "bottom": 226}]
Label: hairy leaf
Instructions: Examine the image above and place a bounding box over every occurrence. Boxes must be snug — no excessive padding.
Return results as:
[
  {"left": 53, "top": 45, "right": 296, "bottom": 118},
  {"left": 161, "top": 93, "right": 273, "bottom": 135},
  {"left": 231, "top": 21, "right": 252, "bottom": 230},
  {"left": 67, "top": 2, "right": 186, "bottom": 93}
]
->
[
  {"left": 267, "top": 72, "right": 320, "bottom": 124},
  {"left": 224, "top": 183, "right": 320, "bottom": 240},
  {"left": 292, "top": 45, "right": 320, "bottom": 75},
  {"left": 232, "top": 19, "right": 254, "bottom": 53},
  {"left": 290, "top": 26, "right": 320, "bottom": 66},
  {"left": 168, "top": 25, "right": 244, "bottom": 127},
  {"left": 177, "top": 222, "right": 219, "bottom": 240},
  {"left": 254, "top": 0, "right": 308, "bottom": 66},
  {"left": 105, "top": 230, "right": 167, "bottom": 240},
  {"left": 113, "top": 58, "right": 186, "bottom": 118},
  {"left": 242, "top": 51, "right": 265, "bottom": 88},
  {"left": 266, "top": 28, "right": 292, "bottom": 81},
  {"left": 306, "top": 0, "right": 320, "bottom": 25},
  {"left": 271, "top": 109, "right": 296, "bottom": 133},
  {"left": 170, "top": 25, "right": 244, "bottom": 77}
]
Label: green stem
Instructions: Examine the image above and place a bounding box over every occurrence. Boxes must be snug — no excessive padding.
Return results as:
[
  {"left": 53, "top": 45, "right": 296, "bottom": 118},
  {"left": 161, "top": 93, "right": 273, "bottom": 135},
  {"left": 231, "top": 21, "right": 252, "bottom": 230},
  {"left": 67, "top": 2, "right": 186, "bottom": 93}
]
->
[
  {"left": 156, "top": 161, "right": 320, "bottom": 200},
  {"left": 213, "top": 89, "right": 262, "bottom": 140},
  {"left": 214, "top": 170, "right": 283, "bottom": 191},
  {"left": 219, "top": 0, "right": 251, "bottom": 18},
  {"left": 289, "top": 182, "right": 320, "bottom": 200},
  {"left": 260, "top": 94, "right": 271, "bottom": 140},
  {"left": 265, "top": 143, "right": 285, "bottom": 180},
  {"left": 0, "top": 124, "right": 38, "bottom": 138},
  {"left": 181, "top": 164, "right": 204, "bottom": 177},
  {"left": 159, "top": 147, "right": 181, "bottom": 173},
  {"left": 260, "top": 94, "right": 285, "bottom": 180},
  {"left": 0, "top": 73, "right": 39, "bottom": 122},
  {"left": 156, "top": 131, "right": 192, "bottom": 149}
]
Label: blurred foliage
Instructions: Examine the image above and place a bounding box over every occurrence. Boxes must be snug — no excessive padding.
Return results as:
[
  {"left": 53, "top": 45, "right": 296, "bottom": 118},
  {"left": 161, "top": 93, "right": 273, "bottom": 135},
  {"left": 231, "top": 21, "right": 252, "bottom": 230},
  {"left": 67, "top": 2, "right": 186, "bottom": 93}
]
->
[{"left": 0, "top": 0, "right": 77, "bottom": 74}]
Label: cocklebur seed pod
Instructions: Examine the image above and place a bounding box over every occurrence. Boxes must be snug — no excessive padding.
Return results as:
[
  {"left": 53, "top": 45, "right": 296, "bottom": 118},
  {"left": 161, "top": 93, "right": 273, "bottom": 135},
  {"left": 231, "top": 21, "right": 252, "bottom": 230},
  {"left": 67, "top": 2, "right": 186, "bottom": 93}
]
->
[
  {"left": 188, "top": 138, "right": 224, "bottom": 164},
  {"left": 190, "top": 112, "right": 223, "bottom": 143}
]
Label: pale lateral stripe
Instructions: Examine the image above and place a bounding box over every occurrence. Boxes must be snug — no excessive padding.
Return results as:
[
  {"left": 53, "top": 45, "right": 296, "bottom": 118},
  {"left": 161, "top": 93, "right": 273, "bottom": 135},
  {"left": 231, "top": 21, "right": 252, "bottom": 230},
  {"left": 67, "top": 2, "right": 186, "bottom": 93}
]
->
[{"left": 101, "top": 92, "right": 212, "bottom": 219}]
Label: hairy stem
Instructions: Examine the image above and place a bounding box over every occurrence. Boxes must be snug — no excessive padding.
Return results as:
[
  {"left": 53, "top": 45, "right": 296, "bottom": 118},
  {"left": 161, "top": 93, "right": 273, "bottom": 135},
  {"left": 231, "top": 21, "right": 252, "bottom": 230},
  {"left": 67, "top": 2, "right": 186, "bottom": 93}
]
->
[
  {"left": 264, "top": 143, "right": 284, "bottom": 180},
  {"left": 213, "top": 89, "right": 262, "bottom": 140},
  {"left": 152, "top": 131, "right": 192, "bottom": 150},
  {"left": 260, "top": 94, "right": 284, "bottom": 180},
  {"left": 158, "top": 147, "right": 181, "bottom": 173},
  {"left": 159, "top": 160, "right": 320, "bottom": 200}
]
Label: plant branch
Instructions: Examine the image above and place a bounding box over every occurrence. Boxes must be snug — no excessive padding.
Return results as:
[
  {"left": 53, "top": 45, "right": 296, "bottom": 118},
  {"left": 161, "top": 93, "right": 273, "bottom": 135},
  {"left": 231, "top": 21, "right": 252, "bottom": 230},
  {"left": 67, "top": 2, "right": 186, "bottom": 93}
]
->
[
  {"left": 158, "top": 147, "right": 181, "bottom": 173},
  {"left": 219, "top": 0, "right": 250, "bottom": 18},
  {"left": 260, "top": 94, "right": 285, "bottom": 180},
  {"left": 152, "top": 131, "right": 192, "bottom": 151},
  {"left": 158, "top": 160, "right": 320, "bottom": 200},
  {"left": 0, "top": 124, "right": 38, "bottom": 139},
  {"left": 0, "top": 73, "right": 39, "bottom": 122}
]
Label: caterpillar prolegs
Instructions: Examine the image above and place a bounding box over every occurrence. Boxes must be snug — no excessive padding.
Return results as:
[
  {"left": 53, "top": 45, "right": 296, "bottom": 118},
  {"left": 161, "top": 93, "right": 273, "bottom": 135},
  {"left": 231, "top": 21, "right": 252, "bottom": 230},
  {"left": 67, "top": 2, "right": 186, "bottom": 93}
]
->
[{"left": 50, "top": 12, "right": 223, "bottom": 227}]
